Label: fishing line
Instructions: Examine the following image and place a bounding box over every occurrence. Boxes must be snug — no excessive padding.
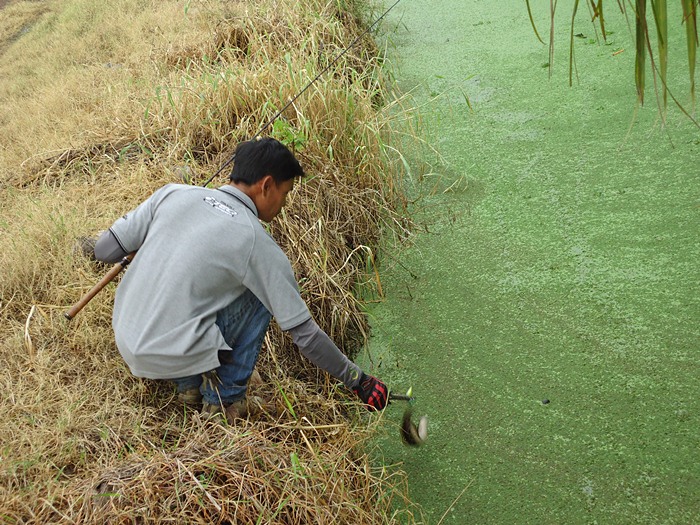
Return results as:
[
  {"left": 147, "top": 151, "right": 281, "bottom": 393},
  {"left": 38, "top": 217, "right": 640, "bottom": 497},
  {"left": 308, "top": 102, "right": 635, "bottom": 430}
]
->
[
  {"left": 201, "top": 0, "right": 403, "bottom": 188},
  {"left": 64, "top": 0, "right": 405, "bottom": 320}
]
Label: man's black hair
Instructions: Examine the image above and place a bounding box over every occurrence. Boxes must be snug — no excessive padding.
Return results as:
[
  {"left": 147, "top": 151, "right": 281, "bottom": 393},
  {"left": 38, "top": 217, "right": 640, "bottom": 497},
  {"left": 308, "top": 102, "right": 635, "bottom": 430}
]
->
[{"left": 230, "top": 137, "right": 305, "bottom": 185}]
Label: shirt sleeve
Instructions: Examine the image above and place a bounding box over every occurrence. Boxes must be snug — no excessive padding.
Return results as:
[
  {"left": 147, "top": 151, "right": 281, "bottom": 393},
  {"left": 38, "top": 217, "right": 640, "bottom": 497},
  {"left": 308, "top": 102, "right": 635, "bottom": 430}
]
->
[
  {"left": 289, "top": 318, "right": 363, "bottom": 388},
  {"left": 242, "top": 233, "right": 311, "bottom": 331},
  {"left": 109, "top": 184, "right": 175, "bottom": 253},
  {"left": 94, "top": 230, "right": 129, "bottom": 263}
]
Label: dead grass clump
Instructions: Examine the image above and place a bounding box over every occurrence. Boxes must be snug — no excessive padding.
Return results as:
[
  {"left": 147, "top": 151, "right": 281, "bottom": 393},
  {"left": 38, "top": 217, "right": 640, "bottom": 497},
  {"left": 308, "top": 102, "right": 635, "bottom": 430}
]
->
[
  {"left": 1, "top": 375, "right": 417, "bottom": 524},
  {"left": 0, "top": 0, "right": 418, "bottom": 522}
]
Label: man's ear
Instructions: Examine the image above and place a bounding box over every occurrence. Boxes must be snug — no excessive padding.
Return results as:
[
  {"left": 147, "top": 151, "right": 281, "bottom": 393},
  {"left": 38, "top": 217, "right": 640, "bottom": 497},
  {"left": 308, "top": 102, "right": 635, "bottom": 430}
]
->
[{"left": 260, "top": 174, "right": 275, "bottom": 195}]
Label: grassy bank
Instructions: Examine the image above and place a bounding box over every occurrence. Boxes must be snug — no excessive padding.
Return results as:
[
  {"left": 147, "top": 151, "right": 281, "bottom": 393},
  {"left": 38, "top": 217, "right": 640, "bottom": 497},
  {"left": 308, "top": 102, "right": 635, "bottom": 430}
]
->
[{"left": 0, "top": 0, "right": 418, "bottom": 522}]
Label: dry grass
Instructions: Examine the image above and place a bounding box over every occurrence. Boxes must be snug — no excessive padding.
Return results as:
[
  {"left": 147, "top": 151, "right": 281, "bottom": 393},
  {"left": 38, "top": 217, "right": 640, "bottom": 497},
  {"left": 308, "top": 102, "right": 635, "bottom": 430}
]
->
[{"left": 0, "top": 0, "right": 419, "bottom": 523}]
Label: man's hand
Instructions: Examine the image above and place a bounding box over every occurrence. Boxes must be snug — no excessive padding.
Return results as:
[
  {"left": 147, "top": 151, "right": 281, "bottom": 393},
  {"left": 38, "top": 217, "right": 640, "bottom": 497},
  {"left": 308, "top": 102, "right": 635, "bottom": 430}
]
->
[{"left": 353, "top": 373, "right": 388, "bottom": 411}]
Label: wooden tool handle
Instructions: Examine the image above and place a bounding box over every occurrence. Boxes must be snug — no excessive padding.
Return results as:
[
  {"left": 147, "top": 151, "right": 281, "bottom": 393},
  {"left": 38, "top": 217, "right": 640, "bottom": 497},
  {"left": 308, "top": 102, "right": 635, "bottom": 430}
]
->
[{"left": 64, "top": 253, "right": 134, "bottom": 320}]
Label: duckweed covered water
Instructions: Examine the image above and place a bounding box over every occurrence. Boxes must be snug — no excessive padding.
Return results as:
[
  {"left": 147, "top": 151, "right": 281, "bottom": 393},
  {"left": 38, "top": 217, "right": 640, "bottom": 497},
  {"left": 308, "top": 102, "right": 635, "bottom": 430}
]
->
[{"left": 367, "top": 1, "right": 699, "bottom": 523}]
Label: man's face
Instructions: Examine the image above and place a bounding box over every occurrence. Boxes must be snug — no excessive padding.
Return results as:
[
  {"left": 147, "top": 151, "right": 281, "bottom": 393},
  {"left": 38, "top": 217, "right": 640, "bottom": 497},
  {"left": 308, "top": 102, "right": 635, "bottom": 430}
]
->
[{"left": 257, "top": 176, "right": 294, "bottom": 222}]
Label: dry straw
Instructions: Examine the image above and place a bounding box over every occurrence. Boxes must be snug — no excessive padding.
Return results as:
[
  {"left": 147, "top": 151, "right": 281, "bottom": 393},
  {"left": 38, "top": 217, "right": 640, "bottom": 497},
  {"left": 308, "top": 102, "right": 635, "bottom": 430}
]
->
[{"left": 0, "top": 0, "right": 420, "bottom": 523}]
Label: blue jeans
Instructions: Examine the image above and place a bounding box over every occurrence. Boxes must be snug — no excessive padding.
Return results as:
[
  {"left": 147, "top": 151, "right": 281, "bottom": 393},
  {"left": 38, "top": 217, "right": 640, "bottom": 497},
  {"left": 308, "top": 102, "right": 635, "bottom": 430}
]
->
[{"left": 173, "top": 290, "right": 271, "bottom": 404}]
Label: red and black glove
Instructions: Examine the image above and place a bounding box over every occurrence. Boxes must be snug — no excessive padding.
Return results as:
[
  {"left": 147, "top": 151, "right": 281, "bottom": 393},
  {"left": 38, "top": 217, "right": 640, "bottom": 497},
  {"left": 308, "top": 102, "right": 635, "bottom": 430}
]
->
[{"left": 353, "top": 373, "right": 388, "bottom": 411}]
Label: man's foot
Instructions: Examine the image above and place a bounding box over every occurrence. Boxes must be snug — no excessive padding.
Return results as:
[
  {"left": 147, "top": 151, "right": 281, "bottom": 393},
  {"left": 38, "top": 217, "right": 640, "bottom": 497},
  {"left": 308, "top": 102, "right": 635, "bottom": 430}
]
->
[
  {"left": 201, "top": 396, "right": 270, "bottom": 424},
  {"left": 178, "top": 388, "right": 203, "bottom": 406}
]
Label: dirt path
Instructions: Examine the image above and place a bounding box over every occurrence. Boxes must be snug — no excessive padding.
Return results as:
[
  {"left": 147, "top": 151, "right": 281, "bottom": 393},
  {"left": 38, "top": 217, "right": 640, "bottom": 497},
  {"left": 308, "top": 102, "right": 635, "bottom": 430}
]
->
[
  {"left": 368, "top": 2, "right": 699, "bottom": 524},
  {"left": 0, "top": 1, "right": 50, "bottom": 58}
]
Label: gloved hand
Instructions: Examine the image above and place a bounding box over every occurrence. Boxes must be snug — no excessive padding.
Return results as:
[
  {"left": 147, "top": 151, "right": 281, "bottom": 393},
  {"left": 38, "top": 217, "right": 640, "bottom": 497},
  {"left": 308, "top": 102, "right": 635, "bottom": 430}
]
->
[{"left": 353, "top": 372, "right": 388, "bottom": 411}]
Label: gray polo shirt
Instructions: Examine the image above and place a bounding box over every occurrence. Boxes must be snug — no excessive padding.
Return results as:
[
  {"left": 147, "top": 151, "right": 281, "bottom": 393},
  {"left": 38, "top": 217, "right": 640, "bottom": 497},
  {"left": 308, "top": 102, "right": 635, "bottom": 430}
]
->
[{"left": 109, "top": 184, "right": 311, "bottom": 379}]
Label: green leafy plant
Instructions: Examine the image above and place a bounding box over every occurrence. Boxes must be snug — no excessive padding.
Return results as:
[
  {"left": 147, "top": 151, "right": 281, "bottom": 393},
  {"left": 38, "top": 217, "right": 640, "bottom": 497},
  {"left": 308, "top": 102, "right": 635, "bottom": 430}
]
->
[
  {"left": 271, "top": 118, "right": 308, "bottom": 151},
  {"left": 526, "top": 0, "right": 698, "bottom": 120}
]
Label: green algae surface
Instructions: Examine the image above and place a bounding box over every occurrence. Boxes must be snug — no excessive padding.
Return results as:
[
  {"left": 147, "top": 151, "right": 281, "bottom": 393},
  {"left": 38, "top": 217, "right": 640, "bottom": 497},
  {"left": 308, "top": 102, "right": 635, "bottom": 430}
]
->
[{"left": 367, "top": 2, "right": 699, "bottom": 524}]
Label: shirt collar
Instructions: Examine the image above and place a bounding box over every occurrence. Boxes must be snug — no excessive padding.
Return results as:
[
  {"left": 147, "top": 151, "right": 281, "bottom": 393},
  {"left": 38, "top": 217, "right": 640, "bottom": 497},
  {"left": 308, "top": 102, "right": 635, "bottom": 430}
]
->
[{"left": 217, "top": 185, "right": 258, "bottom": 217}]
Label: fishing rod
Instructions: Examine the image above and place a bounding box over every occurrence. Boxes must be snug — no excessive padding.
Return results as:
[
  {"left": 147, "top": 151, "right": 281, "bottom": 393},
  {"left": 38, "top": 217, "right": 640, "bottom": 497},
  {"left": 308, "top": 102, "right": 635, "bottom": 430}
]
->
[
  {"left": 201, "top": 0, "right": 403, "bottom": 188},
  {"left": 388, "top": 393, "right": 415, "bottom": 402},
  {"left": 64, "top": 0, "right": 404, "bottom": 321}
]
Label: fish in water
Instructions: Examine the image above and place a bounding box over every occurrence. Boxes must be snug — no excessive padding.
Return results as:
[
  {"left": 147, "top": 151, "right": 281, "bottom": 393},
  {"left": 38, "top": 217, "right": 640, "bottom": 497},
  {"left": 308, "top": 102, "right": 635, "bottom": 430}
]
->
[{"left": 401, "top": 408, "right": 428, "bottom": 446}]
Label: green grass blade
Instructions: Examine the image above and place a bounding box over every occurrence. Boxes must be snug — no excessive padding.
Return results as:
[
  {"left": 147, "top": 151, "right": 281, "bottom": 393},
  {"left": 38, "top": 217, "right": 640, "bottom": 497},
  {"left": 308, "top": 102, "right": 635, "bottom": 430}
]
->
[
  {"left": 278, "top": 386, "right": 297, "bottom": 420},
  {"left": 651, "top": 0, "right": 668, "bottom": 108},
  {"left": 635, "top": 0, "right": 647, "bottom": 104},
  {"left": 569, "top": 0, "right": 580, "bottom": 86},
  {"left": 526, "top": 0, "right": 546, "bottom": 44},
  {"left": 550, "top": 0, "right": 557, "bottom": 79},
  {"left": 617, "top": 0, "right": 633, "bottom": 33},
  {"left": 681, "top": 0, "right": 697, "bottom": 111},
  {"left": 597, "top": 1, "right": 608, "bottom": 41}
]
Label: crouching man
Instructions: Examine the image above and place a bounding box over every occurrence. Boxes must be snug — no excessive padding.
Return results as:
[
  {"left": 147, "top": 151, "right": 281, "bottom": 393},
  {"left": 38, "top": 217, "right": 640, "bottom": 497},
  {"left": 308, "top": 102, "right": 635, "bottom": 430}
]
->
[{"left": 94, "top": 137, "right": 387, "bottom": 422}]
